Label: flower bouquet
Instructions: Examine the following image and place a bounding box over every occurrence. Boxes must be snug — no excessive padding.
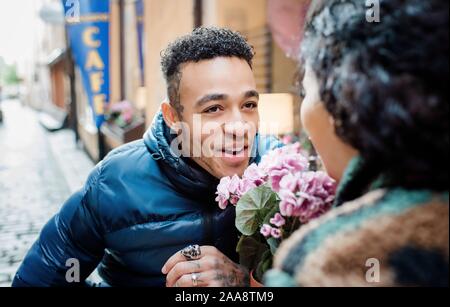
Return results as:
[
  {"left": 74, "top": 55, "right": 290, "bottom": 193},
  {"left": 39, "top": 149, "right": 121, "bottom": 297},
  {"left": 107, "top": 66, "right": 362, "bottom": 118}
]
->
[{"left": 215, "top": 143, "right": 337, "bottom": 284}]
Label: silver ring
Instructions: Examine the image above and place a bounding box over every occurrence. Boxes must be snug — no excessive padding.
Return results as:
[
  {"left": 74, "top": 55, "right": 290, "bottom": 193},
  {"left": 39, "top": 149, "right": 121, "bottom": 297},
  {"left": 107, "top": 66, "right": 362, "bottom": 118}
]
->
[
  {"left": 180, "top": 244, "right": 201, "bottom": 260},
  {"left": 191, "top": 273, "right": 199, "bottom": 287}
]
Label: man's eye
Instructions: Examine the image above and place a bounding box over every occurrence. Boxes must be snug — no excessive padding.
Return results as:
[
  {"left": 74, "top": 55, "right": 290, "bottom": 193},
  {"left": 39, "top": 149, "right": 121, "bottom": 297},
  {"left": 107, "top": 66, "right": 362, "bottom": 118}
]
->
[
  {"left": 243, "top": 102, "right": 258, "bottom": 109},
  {"left": 204, "top": 106, "right": 221, "bottom": 114}
]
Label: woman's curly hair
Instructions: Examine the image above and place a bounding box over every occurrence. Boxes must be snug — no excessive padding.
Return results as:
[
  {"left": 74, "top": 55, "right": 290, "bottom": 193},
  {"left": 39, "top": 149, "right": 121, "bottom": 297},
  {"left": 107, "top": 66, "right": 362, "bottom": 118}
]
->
[{"left": 301, "top": 0, "right": 449, "bottom": 203}]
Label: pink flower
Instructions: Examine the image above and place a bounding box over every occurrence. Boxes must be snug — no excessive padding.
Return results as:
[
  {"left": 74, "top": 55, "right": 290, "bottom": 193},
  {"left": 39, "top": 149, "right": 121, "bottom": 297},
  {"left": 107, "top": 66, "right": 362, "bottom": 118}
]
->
[
  {"left": 270, "top": 213, "right": 286, "bottom": 227},
  {"left": 217, "top": 176, "right": 231, "bottom": 199},
  {"left": 122, "top": 110, "right": 134, "bottom": 124},
  {"left": 313, "top": 171, "right": 337, "bottom": 198},
  {"left": 279, "top": 190, "right": 298, "bottom": 217},
  {"left": 259, "top": 143, "right": 309, "bottom": 192},
  {"left": 110, "top": 100, "right": 133, "bottom": 113},
  {"left": 215, "top": 172, "right": 262, "bottom": 209},
  {"left": 282, "top": 155, "right": 307, "bottom": 173},
  {"left": 215, "top": 176, "right": 235, "bottom": 209},
  {"left": 237, "top": 178, "right": 257, "bottom": 197},
  {"left": 271, "top": 228, "right": 282, "bottom": 239},
  {"left": 260, "top": 224, "right": 273, "bottom": 237},
  {"left": 242, "top": 163, "right": 266, "bottom": 186},
  {"left": 267, "top": 168, "right": 289, "bottom": 192},
  {"left": 277, "top": 170, "right": 337, "bottom": 222},
  {"left": 228, "top": 175, "right": 241, "bottom": 195},
  {"left": 230, "top": 194, "right": 240, "bottom": 205},
  {"left": 215, "top": 194, "right": 229, "bottom": 210},
  {"left": 279, "top": 172, "right": 299, "bottom": 192},
  {"left": 280, "top": 203, "right": 296, "bottom": 217}
]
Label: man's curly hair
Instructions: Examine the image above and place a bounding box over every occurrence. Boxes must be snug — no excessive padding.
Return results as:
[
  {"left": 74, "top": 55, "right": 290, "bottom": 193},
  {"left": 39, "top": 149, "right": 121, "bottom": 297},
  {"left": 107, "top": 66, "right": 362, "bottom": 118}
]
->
[
  {"left": 301, "top": 0, "right": 449, "bottom": 204},
  {"left": 161, "top": 27, "right": 254, "bottom": 116}
]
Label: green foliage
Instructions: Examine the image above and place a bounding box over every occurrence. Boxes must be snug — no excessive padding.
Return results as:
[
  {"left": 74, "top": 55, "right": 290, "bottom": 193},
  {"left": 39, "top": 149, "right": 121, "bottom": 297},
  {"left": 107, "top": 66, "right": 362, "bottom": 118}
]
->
[
  {"left": 235, "top": 185, "right": 282, "bottom": 280},
  {"left": 236, "top": 234, "right": 269, "bottom": 271},
  {"left": 255, "top": 250, "right": 273, "bottom": 282},
  {"left": 235, "top": 185, "right": 279, "bottom": 236},
  {"left": 1, "top": 64, "right": 21, "bottom": 85}
]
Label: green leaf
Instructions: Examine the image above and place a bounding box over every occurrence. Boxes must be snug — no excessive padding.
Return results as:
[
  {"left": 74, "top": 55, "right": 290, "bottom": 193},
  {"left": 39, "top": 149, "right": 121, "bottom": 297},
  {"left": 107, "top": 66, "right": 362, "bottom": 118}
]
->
[
  {"left": 255, "top": 250, "right": 273, "bottom": 282},
  {"left": 235, "top": 185, "right": 279, "bottom": 236},
  {"left": 236, "top": 235, "right": 269, "bottom": 271},
  {"left": 262, "top": 204, "right": 280, "bottom": 225},
  {"left": 267, "top": 237, "right": 280, "bottom": 255}
]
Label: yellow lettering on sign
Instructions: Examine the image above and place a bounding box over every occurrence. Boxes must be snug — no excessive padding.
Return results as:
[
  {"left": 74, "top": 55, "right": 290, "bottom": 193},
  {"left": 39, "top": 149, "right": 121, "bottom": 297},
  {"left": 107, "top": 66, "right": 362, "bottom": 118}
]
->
[
  {"left": 90, "top": 72, "right": 104, "bottom": 93},
  {"left": 93, "top": 94, "right": 107, "bottom": 115},
  {"left": 83, "top": 27, "right": 101, "bottom": 48},
  {"left": 85, "top": 50, "right": 104, "bottom": 70},
  {"left": 82, "top": 26, "right": 108, "bottom": 114}
]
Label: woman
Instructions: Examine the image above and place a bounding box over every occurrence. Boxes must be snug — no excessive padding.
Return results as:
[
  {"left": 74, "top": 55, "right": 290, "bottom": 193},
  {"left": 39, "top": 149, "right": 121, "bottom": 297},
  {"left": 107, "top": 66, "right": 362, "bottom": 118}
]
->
[{"left": 265, "top": 0, "right": 448, "bottom": 286}]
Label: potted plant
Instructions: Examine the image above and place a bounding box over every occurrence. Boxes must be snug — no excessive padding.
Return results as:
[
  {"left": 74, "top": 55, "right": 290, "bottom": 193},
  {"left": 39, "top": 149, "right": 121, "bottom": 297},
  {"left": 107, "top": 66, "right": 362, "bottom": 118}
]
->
[
  {"left": 215, "top": 143, "right": 337, "bottom": 285},
  {"left": 102, "top": 100, "right": 145, "bottom": 150}
]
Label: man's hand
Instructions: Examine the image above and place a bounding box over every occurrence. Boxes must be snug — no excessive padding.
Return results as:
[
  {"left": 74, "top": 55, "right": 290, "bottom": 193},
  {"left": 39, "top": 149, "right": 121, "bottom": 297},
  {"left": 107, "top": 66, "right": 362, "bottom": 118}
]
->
[{"left": 162, "top": 245, "right": 249, "bottom": 287}]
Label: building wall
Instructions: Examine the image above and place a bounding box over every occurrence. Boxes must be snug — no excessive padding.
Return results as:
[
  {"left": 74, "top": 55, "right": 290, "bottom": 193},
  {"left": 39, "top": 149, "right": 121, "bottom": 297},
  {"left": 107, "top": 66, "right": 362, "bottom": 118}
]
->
[
  {"left": 137, "top": 0, "right": 300, "bottom": 133},
  {"left": 271, "top": 42, "right": 301, "bottom": 133},
  {"left": 271, "top": 43, "right": 297, "bottom": 93},
  {"left": 143, "top": 0, "right": 195, "bottom": 126},
  {"left": 75, "top": 66, "right": 99, "bottom": 161},
  {"left": 50, "top": 61, "right": 66, "bottom": 109},
  {"left": 24, "top": 0, "right": 67, "bottom": 111},
  {"left": 205, "top": 0, "right": 267, "bottom": 31},
  {"left": 122, "top": 0, "right": 141, "bottom": 106},
  {"left": 110, "top": 0, "right": 122, "bottom": 104},
  {"left": 203, "top": 0, "right": 271, "bottom": 93}
]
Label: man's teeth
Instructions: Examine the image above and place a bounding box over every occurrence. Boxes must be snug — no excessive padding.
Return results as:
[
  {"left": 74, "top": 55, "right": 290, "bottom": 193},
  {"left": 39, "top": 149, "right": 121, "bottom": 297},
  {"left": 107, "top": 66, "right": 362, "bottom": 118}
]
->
[{"left": 224, "top": 148, "right": 245, "bottom": 155}]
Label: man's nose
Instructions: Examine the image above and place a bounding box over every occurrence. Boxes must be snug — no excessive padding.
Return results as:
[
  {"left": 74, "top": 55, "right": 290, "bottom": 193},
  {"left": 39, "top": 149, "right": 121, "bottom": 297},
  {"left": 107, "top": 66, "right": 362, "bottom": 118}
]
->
[{"left": 224, "top": 121, "right": 246, "bottom": 138}]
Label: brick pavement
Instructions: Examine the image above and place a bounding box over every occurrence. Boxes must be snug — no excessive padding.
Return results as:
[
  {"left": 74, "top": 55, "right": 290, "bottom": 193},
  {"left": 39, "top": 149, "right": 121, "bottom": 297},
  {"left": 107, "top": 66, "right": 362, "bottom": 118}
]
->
[{"left": 0, "top": 99, "right": 94, "bottom": 286}]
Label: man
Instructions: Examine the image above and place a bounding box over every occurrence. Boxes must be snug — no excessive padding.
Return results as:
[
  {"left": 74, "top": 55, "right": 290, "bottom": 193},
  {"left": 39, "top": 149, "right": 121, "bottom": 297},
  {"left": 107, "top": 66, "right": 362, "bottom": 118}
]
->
[{"left": 12, "top": 27, "right": 280, "bottom": 287}]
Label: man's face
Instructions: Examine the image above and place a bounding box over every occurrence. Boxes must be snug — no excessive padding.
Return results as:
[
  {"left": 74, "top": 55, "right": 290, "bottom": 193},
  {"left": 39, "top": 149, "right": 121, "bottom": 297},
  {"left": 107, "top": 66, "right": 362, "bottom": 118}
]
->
[{"left": 175, "top": 56, "right": 259, "bottom": 179}]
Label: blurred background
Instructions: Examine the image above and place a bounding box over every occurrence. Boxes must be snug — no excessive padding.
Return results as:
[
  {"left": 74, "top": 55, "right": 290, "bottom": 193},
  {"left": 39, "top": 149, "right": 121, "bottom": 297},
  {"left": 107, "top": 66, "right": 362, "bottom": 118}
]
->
[{"left": 0, "top": 0, "right": 310, "bottom": 286}]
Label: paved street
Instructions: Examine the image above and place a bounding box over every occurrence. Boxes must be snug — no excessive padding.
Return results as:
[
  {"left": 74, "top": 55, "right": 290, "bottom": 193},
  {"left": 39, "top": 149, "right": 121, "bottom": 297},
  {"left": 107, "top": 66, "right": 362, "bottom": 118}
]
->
[{"left": 0, "top": 99, "right": 94, "bottom": 286}]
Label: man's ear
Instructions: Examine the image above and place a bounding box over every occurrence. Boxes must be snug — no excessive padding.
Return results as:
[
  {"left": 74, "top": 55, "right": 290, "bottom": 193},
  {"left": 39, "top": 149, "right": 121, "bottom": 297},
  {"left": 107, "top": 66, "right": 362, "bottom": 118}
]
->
[{"left": 161, "top": 102, "right": 179, "bottom": 128}]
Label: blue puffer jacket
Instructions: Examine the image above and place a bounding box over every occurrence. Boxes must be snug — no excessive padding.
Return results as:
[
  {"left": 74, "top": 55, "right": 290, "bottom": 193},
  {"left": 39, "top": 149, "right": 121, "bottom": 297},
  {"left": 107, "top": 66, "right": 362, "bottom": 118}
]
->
[{"left": 12, "top": 112, "right": 281, "bottom": 287}]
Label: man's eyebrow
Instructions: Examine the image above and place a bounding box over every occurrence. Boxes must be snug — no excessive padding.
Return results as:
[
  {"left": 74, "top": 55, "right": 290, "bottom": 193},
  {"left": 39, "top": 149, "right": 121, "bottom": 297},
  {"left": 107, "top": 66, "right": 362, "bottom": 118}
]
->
[
  {"left": 195, "top": 90, "right": 259, "bottom": 108},
  {"left": 243, "top": 90, "right": 259, "bottom": 100},
  {"left": 195, "top": 93, "right": 228, "bottom": 107}
]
